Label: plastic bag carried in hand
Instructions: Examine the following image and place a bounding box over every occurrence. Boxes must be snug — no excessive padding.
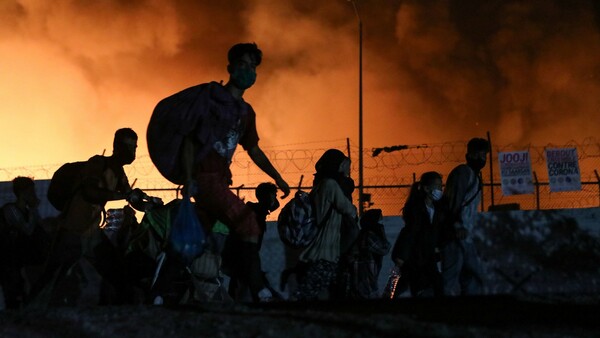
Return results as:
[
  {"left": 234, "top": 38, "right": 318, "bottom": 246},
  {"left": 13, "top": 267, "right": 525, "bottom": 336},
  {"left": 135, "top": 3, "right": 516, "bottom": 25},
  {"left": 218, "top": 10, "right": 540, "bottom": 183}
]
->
[
  {"left": 168, "top": 196, "right": 205, "bottom": 264},
  {"left": 382, "top": 265, "right": 402, "bottom": 299}
]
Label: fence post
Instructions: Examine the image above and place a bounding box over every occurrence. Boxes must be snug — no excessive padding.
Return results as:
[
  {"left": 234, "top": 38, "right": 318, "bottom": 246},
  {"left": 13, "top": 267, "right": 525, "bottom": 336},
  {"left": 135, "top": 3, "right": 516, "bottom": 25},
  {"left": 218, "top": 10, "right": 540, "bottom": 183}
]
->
[
  {"left": 533, "top": 171, "right": 540, "bottom": 210},
  {"left": 487, "top": 131, "right": 495, "bottom": 208},
  {"left": 235, "top": 184, "right": 244, "bottom": 197},
  {"left": 595, "top": 170, "right": 600, "bottom": 207},
  {"left": 480, "top": 172, "right": 485, "bottom": 211},
  {"left": 346, "top": 138, "right": 351, "bottom": 161}
]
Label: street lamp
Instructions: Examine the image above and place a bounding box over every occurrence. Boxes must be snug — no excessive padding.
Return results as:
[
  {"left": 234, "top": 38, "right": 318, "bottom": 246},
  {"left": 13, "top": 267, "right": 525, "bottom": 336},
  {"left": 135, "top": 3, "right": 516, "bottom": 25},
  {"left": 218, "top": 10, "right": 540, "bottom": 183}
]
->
[{"left": 349, "top": 0, "right": 364, "bottom": 217}]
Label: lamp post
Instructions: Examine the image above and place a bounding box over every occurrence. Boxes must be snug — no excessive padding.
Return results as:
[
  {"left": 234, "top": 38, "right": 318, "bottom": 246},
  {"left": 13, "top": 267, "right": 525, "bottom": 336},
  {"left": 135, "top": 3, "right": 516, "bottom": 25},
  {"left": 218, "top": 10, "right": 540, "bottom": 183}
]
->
[{"left": 349, "top": 0, "right": 364, "bottom": 217}]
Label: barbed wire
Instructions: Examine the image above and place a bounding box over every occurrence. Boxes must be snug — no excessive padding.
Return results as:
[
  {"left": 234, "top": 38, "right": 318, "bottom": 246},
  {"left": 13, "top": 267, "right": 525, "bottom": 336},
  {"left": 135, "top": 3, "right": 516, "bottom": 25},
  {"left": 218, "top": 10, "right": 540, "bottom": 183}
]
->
[
  {"left": 0, "top": 138, "right": 598, "bottom": 215},
  {"left": 259, "top": 138, "right": 348, "bottom": 149}
]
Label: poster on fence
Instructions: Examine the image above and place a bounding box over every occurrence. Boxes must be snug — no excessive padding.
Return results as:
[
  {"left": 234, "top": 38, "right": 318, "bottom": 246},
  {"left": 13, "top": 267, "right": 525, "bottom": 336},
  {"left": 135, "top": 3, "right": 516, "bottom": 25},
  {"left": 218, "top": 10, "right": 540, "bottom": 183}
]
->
[
  {"left": 498, "top": 151, "right": 534, "bottom": 195},
  {"left": 545, "top": 148, "right": 581, "bottom": 192}
]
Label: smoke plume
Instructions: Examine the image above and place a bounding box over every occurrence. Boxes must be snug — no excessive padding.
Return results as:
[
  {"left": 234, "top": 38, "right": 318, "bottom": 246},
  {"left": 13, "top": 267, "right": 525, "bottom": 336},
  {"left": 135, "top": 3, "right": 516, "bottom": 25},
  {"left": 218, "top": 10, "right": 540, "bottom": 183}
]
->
[{"left": 0, "top": 0, "right": 598, "bottom": 169}]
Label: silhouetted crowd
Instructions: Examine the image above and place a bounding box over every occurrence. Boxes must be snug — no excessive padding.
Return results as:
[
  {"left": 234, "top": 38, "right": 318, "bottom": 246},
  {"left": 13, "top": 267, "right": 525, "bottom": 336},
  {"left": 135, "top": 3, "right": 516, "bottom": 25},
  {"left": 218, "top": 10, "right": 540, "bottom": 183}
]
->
[{"left": 0, "top": 42, "right": 491, "bottom": 309}]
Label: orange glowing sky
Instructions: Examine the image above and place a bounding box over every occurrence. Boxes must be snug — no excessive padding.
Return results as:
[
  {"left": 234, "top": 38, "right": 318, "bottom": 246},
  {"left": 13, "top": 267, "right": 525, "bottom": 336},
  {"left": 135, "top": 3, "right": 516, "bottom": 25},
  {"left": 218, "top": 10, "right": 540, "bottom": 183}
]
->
[{"left": 1, "top": 0, "right": 599, "bottom": 169}]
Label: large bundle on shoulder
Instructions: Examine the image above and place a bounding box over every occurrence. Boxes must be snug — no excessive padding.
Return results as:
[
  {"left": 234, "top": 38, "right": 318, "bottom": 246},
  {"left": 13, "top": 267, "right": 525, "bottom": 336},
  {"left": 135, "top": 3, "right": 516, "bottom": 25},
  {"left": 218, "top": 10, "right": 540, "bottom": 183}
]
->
[
  {"left": 147, "top": 82, "right": 222, "bottom": 185},
  {"left": 147, "top": 82, "right": 231, "bottom": 262}
]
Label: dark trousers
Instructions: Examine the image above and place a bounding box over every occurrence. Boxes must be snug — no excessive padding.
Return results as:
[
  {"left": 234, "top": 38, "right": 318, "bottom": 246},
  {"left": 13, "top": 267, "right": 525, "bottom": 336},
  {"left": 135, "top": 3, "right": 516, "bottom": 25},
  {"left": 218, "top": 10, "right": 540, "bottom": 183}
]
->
[
  {"left": 222, "top": 238, "right": 265, "bottom": 302},
  {"left": 405, "top": 262, "right": 443, "bottom": 297}
]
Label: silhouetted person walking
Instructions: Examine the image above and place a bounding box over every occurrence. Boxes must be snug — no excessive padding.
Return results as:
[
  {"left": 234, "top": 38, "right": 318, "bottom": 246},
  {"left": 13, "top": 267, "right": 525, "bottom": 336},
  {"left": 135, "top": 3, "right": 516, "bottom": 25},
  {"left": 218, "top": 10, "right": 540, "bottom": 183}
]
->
[
  {"left": 294, "top": 149, "right": 358, "bottom": 300},
  {"left": 30, "top": 128, "right": 159, "bottom": 306},
  {"left": 392, "top": 171, "right": 444, "bottom": 297},
  {"left": 441, "top": 138, "right": 489, "bottom": 296},
  {"left": 223, "top": 182, "right": 280, "bottom": 301},
  {"left": 348, "top": 209, "right": 390, "bottom": 299},
  {"left": 148, "top": 43, "right": 290, "bottom": 302},
  {"left": 0, "top": 177, "right": 49, "bottom": 309}
]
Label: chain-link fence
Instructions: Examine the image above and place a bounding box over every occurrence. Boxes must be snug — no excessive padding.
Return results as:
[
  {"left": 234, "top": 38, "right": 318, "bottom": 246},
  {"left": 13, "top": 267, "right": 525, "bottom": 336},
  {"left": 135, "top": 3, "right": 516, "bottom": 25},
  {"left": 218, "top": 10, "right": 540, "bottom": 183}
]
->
[{"left": 1, "top": 138, "right": 599, "bottom": 217}]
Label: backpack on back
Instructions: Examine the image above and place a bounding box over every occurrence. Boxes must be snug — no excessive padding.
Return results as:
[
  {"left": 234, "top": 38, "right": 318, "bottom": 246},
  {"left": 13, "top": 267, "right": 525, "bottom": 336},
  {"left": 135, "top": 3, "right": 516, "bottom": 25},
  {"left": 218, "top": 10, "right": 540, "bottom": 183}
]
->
[
  {"left": 47, "top": 161, "right": 88, "bottom": 212},
  {"left": 47, "top": 155, "right": 111, "bottom": 213},
  {"left": 277, "top": 190, "right": 320, "bottom": 249}
]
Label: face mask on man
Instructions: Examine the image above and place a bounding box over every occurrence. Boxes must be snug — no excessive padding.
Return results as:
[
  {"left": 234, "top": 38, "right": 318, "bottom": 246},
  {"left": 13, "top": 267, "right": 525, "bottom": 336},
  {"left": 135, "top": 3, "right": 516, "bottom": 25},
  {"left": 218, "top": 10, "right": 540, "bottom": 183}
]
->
[
  {"left": 431, "top": 189, "right": 443, "bottom": 201},
  {"left": 268, "top": 199, "right": 280, "bottom": 213},
  {"left": 231, "top": 67, "right": 256, "bottom": 90},
  {"left": 466, "top": 156, "right": 486, "bottom": 171},
  {"left": 114, "top": 145, "right": 136, "bottom": 165},
  {"left": 259, "top": 194, "right": 280, "bottom": 213}
]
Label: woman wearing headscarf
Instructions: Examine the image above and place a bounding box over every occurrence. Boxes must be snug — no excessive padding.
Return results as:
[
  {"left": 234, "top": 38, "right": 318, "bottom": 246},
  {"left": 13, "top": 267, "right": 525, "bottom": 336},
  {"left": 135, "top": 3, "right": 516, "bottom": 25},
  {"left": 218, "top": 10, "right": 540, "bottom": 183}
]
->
[
  {"left": 391, "top": 171, "right": 445, "bottom": 297},
  {"left": 294, "top": 149, "right": 358, "bottom": 300}
]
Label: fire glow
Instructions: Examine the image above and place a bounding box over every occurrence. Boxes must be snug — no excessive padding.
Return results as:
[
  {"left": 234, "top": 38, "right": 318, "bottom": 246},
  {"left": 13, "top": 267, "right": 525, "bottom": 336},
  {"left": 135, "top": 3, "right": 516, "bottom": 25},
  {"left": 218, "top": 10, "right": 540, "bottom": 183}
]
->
[{"left": 0, "top": 0, "right": 599, "bottom": 173}]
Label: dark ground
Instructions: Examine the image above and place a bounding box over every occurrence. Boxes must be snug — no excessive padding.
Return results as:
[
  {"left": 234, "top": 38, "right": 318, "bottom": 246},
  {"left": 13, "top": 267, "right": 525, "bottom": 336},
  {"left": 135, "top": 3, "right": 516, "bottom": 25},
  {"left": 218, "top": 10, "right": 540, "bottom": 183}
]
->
[{"left": 1, "top": 295, "right": 599, "bottom": 338}]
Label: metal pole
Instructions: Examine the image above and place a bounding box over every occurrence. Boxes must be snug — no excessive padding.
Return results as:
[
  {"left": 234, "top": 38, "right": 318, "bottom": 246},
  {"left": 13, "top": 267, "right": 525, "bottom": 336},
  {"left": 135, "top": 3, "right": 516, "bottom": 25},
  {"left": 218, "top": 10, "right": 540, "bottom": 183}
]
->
[
  {"left": 350, "top": 1, "right": 364, "bottom": 217},
  {"left": 235, "top": 184, "right": 244, "bottom": 197},
  {"left": 533, "top": 171, "right": 540, "bottom": 210},
  {"left": 358, "top": 19, "right": 364, "bottom": 217},
  {"left": 487, "top": 131, "right": 494, "bottom": 208},
  {"left": 480, "top": 172, "right": 485, "bottom": 211},
  {"left": 594, "top": 169, "right": 600, "bottom": 207},
  {"left": 346, "top": 137, "right": 351, "bottom": 162},
  {"left": 346, "top": 137, "right": 353, "bottom": 187}
]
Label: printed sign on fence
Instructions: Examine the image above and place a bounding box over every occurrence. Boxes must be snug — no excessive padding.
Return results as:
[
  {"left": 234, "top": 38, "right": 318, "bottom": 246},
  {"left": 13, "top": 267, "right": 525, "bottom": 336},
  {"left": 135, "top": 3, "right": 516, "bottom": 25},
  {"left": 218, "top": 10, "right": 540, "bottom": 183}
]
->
[
  {"left": 545, "top": 148, "right": 581, "bottom": 192},
  {"left": 498, "top": 151, "right": 534, "bottom": 195}
]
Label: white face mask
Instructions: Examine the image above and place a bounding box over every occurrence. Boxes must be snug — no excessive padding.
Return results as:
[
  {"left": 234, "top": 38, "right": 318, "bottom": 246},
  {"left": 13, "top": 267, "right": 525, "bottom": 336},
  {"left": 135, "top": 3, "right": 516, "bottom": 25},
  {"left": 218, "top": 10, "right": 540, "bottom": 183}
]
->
[{"left": 431, "top": 189, "right": 443, "bottom": 201}]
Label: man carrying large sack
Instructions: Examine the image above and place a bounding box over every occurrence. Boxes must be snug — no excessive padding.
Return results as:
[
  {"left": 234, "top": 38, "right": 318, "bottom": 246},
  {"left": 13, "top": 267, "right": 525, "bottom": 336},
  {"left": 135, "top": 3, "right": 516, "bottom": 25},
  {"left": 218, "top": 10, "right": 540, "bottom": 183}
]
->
[{"left": 148, "top": 42, "right": 290, "bottom": 302}]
